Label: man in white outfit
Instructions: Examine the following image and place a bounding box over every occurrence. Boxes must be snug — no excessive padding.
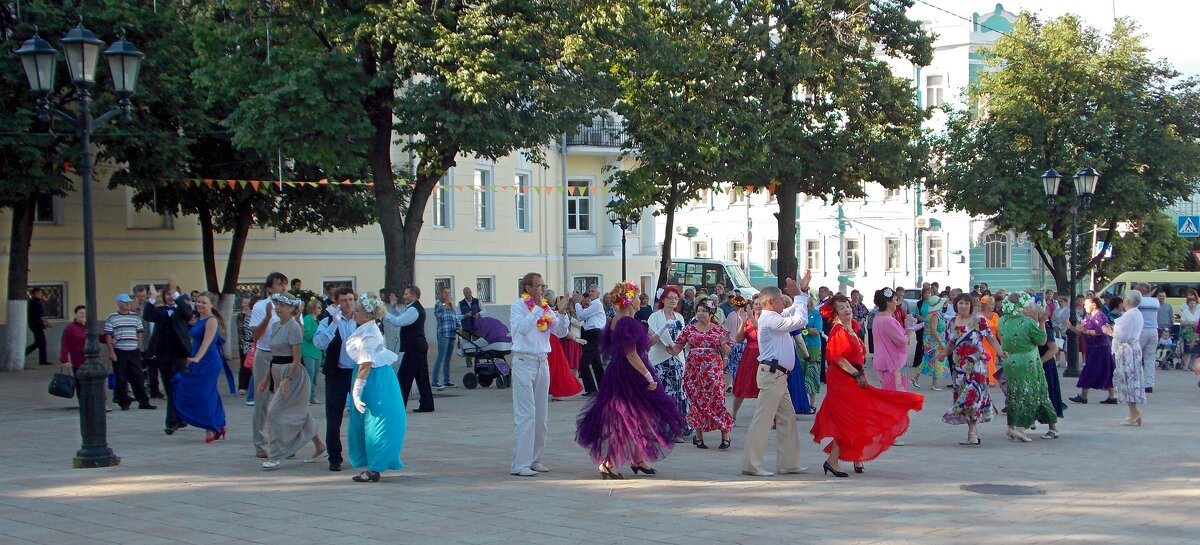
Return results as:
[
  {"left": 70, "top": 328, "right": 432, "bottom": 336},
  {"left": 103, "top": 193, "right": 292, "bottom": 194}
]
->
[
  {"left": 1135, "top": 283, "right": 1159, "bottom": 393},
  {"left": 509, "top": 272, "right": 569, "bottom": 476},
  {"left": 742, "top": 272, "right": 813, "bottom": 477}
]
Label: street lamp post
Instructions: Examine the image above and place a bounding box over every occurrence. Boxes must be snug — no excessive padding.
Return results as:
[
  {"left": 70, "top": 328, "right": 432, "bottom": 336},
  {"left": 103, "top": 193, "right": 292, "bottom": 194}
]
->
[
  {"left": 1041, "top": 166, "right": 1101, "bottom": 379},
  {"left": 15, "top": 22, "right": 145, "bottom": 468},
  {"left": 606, "top": 196, "right": 640, "bottom": 280}
]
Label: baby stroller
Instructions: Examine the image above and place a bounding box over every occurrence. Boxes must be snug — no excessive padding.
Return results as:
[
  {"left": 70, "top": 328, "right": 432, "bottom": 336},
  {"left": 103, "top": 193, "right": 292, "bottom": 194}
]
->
[
  {"left": 456, "top": 316, "right": 512, "bottom": 389},
  {"left": 1157, "top": 326, "right": 1182, "bottom": 370}
]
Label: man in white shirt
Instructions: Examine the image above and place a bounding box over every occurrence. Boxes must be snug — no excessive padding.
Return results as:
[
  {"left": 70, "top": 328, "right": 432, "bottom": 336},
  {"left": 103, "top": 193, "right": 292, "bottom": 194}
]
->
[
  {"left": 1135, "top": 283, "right": 1160, "bottom": 392},
  {"left": 742, "top": 272, "right": 813, "bottom": 477},
  {"left": 250, "top": 272, "right": 288, "bottom": 458},
  {"left": 574, "top": 284, "right": 607, "bottom": 396},
  {"left": 509, "top": 272, "right": 569, "bottom": 476}
]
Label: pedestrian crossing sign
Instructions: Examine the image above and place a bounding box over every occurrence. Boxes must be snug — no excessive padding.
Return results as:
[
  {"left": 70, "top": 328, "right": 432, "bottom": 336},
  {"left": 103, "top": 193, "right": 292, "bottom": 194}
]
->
[{"left": 1179, "top": 216, "right": 1200, "bottom": 238}]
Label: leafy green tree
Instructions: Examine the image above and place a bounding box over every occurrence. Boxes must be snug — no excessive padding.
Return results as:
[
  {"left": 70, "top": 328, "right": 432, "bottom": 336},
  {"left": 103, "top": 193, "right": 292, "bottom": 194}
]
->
[
  {"left": 729, "top": 0, "right": 933, "bottom": 286},
  {"left": 194, "top": 0, "right": 602, "bottom": 292},
  {"left": 928, "top": 14, "right": 1200, "bottom": 296},
  {"left": 1096, "top": 214, "right": 1200, "bottom": 284}
]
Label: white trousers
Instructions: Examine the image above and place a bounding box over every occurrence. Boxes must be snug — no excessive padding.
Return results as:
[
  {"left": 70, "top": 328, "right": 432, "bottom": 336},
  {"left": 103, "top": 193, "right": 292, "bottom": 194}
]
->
[
  {"left": 1139, "top": 329, "right": 1157, "bottom": 388},
  {"left": 511, "top": 352, "right": 550, "bottom": 474}
]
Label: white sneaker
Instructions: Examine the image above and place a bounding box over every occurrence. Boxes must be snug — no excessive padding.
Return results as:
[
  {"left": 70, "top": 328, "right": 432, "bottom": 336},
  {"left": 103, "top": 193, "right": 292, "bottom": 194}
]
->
[
  {"left": 530, "top": 463, "right": 550, "bottom": 472},
  {"left": 262, "top": 459, "right": 281, "bottom": 469},
  {"left": 510, "top": 469, "right": 538, "bottom": 477},
  {"left": 742, "top": 469, "right": 775, "bottom": 477},
  {"left": 246, "top": 400, "right": 255, "bottom": 406},
  {"left": 778, "top": 467, "right": 808, "bottom": 474},
  {"left": 892, "top": 440, "right": 907, "bottom": 446}
]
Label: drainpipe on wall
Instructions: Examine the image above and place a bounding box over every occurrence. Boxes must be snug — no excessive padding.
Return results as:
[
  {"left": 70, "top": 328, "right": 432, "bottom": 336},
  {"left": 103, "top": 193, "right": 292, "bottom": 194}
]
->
[
  {"left": 915, "top": 180, "right": 924, "bottom": 287},
  {"left": 561, "top": 133, "right": 569, "bottom": 291}
]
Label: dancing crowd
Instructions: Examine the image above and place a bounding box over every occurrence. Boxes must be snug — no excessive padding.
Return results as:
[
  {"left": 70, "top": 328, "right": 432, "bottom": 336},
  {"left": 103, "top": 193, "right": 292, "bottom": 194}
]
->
[{"left": 79, "top": 267, "right": 1198, "bottom": 483}]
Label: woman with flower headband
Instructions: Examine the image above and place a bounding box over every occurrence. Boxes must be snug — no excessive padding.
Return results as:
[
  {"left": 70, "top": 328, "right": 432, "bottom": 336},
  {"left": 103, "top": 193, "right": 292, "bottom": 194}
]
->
[
  {"left": 730, "top": 298, "right": 765, "bottom": 422},
  {"left": 261, "top": 293, "right": 327, "bottom": 469},
  {"left": 670, "top": 299, "right": 733, "bottom": 449},
  {"left": 646, "top": 285, "right": 691, "bottom": 440},
  {"left": 998, "top": 292, "right": 1060, "bottom": 442},
  {"left": 722, "top": 296, "right": 749, "bottom": 384},
  {"left": 342, "top": 293, "right": 406, "bottom": 482},
  {"left": 936, "top": 293, "right": 1005, "bottom": 446},
  {"left": 576, "top": 282, "right": 686, "bottom": 479}
]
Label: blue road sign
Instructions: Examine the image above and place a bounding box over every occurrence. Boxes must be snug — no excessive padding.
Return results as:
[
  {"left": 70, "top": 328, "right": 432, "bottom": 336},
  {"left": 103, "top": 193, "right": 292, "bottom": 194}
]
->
[{"left": 1178, "top": 215, "right": 1200, "bottom": 238}]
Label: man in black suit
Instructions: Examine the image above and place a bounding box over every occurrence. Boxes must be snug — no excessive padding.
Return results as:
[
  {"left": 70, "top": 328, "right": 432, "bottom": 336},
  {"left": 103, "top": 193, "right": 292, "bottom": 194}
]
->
[
  {"left": 25, "top": 287, "right": 50, "bottom": 365},
  {"left": 387, "top": 286, "right": 433, "bottom": 412},
  {"left": 143, "top": 277, "right": 194, "bottom": 435}
]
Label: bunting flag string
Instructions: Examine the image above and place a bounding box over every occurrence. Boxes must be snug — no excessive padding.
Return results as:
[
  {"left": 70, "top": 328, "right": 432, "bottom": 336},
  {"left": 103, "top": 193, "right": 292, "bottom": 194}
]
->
[{"left": 176, "top": 178, "right": 579, "bottom": 194}]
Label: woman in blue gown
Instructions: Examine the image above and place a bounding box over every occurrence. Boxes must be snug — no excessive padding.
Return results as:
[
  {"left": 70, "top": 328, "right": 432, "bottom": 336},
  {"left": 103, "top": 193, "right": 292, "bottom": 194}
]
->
[
  {"left": 788, "top": 327, "right": 812, "bottom": 414},
  {"left": 343, "top": 293, "right": 406, "bottom": 483},
  {"left": 173, "top": 292, "right": 227, "bottom": 443}
]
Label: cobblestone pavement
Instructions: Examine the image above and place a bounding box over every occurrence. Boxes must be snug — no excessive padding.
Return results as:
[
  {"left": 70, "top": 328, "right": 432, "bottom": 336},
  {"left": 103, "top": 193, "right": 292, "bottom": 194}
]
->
[{"left": 1, "top": 359, "right": 1197, "bottom": 545}]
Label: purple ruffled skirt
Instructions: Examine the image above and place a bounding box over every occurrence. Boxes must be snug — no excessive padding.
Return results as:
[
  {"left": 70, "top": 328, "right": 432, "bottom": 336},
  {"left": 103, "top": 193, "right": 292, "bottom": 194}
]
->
[{"left": 575, "top": 354, "right": 687, "bottom": 466}]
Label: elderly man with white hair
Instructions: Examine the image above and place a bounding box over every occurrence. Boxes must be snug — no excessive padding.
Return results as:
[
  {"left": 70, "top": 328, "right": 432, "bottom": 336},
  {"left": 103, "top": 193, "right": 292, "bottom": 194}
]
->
[
  {"left": 1103, "top": 290, "right": 1147, "bottom": 426},
  {"left": 1133, "top": 283, "right": 1160, "bottom": 393}
]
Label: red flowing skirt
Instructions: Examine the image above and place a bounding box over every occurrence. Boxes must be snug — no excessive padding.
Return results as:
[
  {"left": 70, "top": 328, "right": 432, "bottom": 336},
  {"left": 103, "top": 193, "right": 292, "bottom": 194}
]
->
[
  {"left": 562, "top": 337, "right": 583, "bottom": 371},
  {"left": 731, "top": 341, "right": 761, "bottom": 399},
  {"left": 549, "top": 336, "right": 584, "bottom": 398},
  {"left": 810, "top": 367, "right": 924, "bottom": 462}
]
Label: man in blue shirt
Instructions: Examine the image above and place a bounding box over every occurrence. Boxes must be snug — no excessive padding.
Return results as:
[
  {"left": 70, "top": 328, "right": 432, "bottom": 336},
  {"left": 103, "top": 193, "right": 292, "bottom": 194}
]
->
[
  {"left": 459, "top": 287, "right": 484, "bottom": 335},
  {"left": 314, "top": 287, "right": 359, "bottom": 471}
]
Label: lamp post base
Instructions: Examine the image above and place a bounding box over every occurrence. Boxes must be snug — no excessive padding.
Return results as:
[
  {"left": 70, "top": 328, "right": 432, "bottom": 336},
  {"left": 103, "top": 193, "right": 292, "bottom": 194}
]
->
[
  {"left": 73, "top": 449, "right": 120, "bottom": 468},
  {"left": 1063, "top": 367, "right": 1081, "bottom": 378}
]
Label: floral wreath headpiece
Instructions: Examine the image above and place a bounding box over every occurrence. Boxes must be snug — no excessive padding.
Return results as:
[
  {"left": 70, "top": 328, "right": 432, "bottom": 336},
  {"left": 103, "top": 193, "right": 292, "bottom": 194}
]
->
[
  {"left": 614, "top": 281, "right": 639, "bottom": 309},
  {"left": 270, "top": 293, "right": 302, "bottom": 307},
  {"left": 881, "top": 287, "right": 894, "bottom": 299},
  {"left": 731, "top": 296, "right": 749, "bottom": 308},
  {"left": 359, "top": 293, "right": 381, "bottom": 314},
  {"left": 696, "top": 298, "right": 717, "bottom": 312},
  {"left": 1000, "top": 291, "right": 1037, "bottom": 318}
]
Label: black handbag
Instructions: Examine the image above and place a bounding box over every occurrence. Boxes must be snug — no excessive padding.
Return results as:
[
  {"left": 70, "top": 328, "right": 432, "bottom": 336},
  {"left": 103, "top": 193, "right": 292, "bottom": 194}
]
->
[{"left": 48, "top": 370, "right": 76, "bottom": 398}]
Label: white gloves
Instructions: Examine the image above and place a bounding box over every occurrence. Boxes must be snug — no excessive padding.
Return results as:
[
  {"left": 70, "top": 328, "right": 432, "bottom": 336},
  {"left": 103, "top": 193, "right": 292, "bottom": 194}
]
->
[
  {"left": 352, "top": 378, "right": 367, "bottom": 413},
  {"left": 655, "top": 324, "right": 672, "bottom": 339}
]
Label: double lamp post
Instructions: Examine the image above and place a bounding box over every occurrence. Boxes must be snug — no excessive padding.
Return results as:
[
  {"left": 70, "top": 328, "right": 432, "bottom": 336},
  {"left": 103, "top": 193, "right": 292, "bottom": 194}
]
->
[
  {"left": 1041, "top": 166, "right": 1101, "bottom": 379},
  {"left": 15, "top": 21, "right": 146, "bottom": 467},
  {"left": 606, "top": 196, "right": 640, "bottom": 280}
]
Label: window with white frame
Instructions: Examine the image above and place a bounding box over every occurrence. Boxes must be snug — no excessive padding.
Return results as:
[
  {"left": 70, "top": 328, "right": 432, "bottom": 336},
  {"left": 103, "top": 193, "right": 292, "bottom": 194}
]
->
[
  {"left": 885, "top": 237, "right": 902, "bottom": 272},
  {"left": 433, "top": 173, "right": 453, "bottom": 228},
  {"left": 475, "top": 277, "right": 495, "bottom": 303},
  {"left": 434, "top": 277, "right": 453, "bottom": 297},
  {"left": 731, "top": 240, "right": 747, "bottom": 269},
  {"left": 842, "top": 238, "right": 862, "bottom": 271},
  {"left": 805, "top": 239, "right": 822, "bottom": 270},
  {"left": 567, "top": 180, "right": 591, "bottom": 232},
  {"left": 573, "top": 275, "right": 600, "bottom": 295},
  {"left": 474, "top": 169, "right": 493, "bottom": 230},
  {"left": 984, "top": 232, "right": 1010, "bottom": 269},
  {"left": 514, "top": 172, "right": 531, "bottom": 232},
  {"left": 925, "top": 74, "right": 945, "bottom": 108},
  {"left": 767, "top": 240, "right": 779, "bottom": 275},
  {"left": 692, "top": 240, "right": 709, "bottom": 259},
  {"left": 926, "top": 235, "right": 945, "bottom": 270},
  {"left": 884, "top": 187, "right": 903, "bottom": 199}
]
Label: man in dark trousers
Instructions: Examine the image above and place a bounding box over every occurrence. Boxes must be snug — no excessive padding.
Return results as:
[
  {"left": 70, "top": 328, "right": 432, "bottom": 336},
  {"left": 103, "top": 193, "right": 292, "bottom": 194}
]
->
[
  {"left": 25, "top": 287, "right": 50, "bottom": 365},
  {"left": 143, "top": 277, "right": 193, "bottom": 435},
  {"left": 314, "top": 286, "right": 358, "bottom": 472},
  {"left": 387, "top": 286, "right": 434, "bottom": 412},
  {"left": 573, "top": 285, "right": 606, "bottom": 396}
]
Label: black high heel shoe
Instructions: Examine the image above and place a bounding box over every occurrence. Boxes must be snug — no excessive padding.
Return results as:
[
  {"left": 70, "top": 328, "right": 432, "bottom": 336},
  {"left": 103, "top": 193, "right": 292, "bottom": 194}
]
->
[
  {"left": 630, "top": 465, "right": 657, "bottom": 475},
  {"left": 352, "top": 470, "right": 381, "bottom": 483},
  {"left": 822, "top": 461, "right": 849, "bottom": 478},
  {"left": 692, "top": 436, "right": 708, "bottom": 449},
  {"left": 599, "top": 464, "right": 624, "bottom": 480},
  {"left": 718, "top": 438, "right": 731, "bottom": 450},
  {"left": 853, "top": 463, "right": 864, "bottom": 474}
]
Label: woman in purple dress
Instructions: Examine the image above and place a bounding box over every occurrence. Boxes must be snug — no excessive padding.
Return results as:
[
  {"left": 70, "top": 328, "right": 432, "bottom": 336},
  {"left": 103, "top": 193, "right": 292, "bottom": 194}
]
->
[
  {"left": 576, "top": 282, "right": 687, "bottom": 479},
  {"left": 1069, "top": 297, "right": 1118, "bottom": 404}
]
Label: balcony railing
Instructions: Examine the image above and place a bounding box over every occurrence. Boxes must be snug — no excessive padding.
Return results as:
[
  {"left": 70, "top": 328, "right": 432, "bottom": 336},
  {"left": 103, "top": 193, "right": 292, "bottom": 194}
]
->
[{"left": 566, "top": 122, "right": 626, "bottom": 148}]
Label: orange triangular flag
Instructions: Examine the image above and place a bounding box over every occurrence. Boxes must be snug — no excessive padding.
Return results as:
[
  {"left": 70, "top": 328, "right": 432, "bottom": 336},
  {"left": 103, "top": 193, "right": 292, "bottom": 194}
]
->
[
  {"left": 250, "top": 181, "right": 260, "bottom": 191},
  {"left": 205, "top": 179, "right": 214, "bottom": 187}
]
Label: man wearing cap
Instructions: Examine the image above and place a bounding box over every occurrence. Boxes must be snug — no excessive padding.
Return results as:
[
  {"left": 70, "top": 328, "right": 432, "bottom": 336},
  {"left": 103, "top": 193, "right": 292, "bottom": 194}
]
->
[{"left": 105, "top": 293, "right": 154, "bottom": 411}]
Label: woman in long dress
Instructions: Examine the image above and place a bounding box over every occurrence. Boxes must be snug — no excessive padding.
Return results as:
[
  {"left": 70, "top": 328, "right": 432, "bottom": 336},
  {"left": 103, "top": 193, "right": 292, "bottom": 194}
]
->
[
  {"left": 722, "top": 296, "right": 748, "bottom": 390},
  {"left": 938, "top": 294, "right": 1005, "bottom": 445},
  {"left": 998, "top": 293, "right": 1060, "bottom": 442},
  {"left": 730, "top": 300, "right": 763, "bottom": 421},
  {"left": 671, "top": 302, "right": 733, "bottom": 449},
  {"left": 261, "top": 294, "right": 326, "bottom": 469},
  {"left": 799, "top": 304, "right": 824, "bottom": 411},
  {"left": 173, "top": 293, "right": 227, "bottom": 443},
  {"left": 913, "top": 293, "right": 948, "bottom": 390},
  {"left": 646, "top": 286, "right": 689, "bottom": 438},
  {"left": 979, "top": 297, "right": 1001, "bottom": 384},
  {"left": 1069, "top": 296, "right": 1117, "bottom": 404},
  {"left": 344, "top": 294, "right": 407, "bottom": 483},
  {"left": 810, "top": 295, "right": 924, "bottom": 477},
  {"left": 1102, "top": 290, "right": 1146, "bottom": 426},
  {"left": 577, "top": 282, "right": 687, "bottom": 479},
  {"left": 546, "top": 290, "right": 584, "bottom": 400},
  {"left": 871, "top": 288, "right": 909, "bottom": 392}
]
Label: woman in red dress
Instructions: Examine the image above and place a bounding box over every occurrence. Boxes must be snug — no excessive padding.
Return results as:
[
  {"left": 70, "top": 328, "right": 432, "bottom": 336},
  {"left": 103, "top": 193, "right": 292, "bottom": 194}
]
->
[
  {"left": 671, "top": 302, "right": 733, "bottom": 449},
  {"left": 730, "top": 300, "right": 763, "bottom": 422},
  {"left": 811, "top": 294, "right": 924, "bottom": 477},
  {"left": 549, "top": 333, "right": 584, "bottom": 399}
]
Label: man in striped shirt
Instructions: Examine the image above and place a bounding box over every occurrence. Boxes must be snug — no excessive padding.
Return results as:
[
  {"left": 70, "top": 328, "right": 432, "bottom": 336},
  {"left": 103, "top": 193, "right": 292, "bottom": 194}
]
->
[{"left": 105, "top": 293, "right": 155, "bottom": 411}]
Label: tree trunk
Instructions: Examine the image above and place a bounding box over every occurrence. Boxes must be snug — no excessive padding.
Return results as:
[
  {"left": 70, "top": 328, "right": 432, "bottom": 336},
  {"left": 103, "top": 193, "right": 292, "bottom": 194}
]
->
[
  {"left": 199, "top": 205, "right": 220, "bottom": 293},
  {"left": 774, "top": 179, "right": 799, "bottom": 287},
  {"left": 657, "top": 192, "right": 679, "bottom": 289},
  {"left": 400, "top": 157, "right": 452, "bottom": 291},
  {"left": 216, "top": 205, "right": 253, "bottom": 359},
  {"left": 360, "top": 38, "right": 404, "bottom": 295},
  {"left": 2, "top": 195, "right": 36, "bottom": 372}
]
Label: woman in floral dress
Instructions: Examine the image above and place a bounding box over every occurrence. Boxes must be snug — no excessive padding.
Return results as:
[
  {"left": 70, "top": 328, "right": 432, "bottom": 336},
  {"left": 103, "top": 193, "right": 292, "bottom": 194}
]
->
[
  {"left": 998, "top": 292, "right": 1061, "bottom": 442},
  {"left": 730, "top": 300, "right": 763, "bottom": 422},
  {"left": 672, "top": 303, "right": 733, "bottom": 449},
  {"left": 647, "top": 286, "right": 689, "bottom": 438},
  {"left": 1103, "top": 290, "right": 1146, "bottom": 425},
  {"left": 913, "top": 294, "right": 948, "bottom": 391},
  {"left": 938, "top": 294, "right": 1005, "bottom": 445}
]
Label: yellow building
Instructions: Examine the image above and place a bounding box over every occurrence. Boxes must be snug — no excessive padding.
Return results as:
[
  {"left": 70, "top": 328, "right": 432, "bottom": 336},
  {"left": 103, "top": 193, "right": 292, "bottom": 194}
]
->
[{"left": 0, "top": 121, "right": 660, "bottom": 353}]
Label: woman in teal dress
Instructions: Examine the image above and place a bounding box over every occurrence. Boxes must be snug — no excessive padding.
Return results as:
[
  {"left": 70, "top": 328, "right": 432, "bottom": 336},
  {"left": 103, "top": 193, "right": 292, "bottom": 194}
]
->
[
  {"left": 998, "top": 292, "right": 1061, "bottom": 442},
  {"left": 173, "top": 293, "right": 227, "bottom": 443},
  {"left": 343, "top": 294, "right": 406, "bottom": 482},
  {"left": 913, "top": 294, "right": 948, "bottom": 390}
]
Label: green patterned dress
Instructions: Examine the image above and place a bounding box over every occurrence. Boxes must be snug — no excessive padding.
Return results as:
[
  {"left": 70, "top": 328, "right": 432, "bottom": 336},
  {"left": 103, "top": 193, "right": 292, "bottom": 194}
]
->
[{"left": 998, "top": 314, "right": 1057, "bottom": 428}]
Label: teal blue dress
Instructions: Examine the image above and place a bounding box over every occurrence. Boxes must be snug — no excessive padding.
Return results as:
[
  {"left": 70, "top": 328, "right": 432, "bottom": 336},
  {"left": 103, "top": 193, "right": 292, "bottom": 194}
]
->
[
  {"left": 173, "top": 317, "right": 226, "bottom": 434},
  {"left": 345, "top": 321, "right": 406, "bottom": 473}
]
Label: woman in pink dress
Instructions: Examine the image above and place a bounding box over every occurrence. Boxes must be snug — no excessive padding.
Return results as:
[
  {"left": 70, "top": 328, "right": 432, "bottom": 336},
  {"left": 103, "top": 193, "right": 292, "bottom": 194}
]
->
[
  {"left": 870, "top": 288, "right": 909, "bottom": 392},
  {"left": 671, "top": 302, "right": 734, "bottom": 449}
]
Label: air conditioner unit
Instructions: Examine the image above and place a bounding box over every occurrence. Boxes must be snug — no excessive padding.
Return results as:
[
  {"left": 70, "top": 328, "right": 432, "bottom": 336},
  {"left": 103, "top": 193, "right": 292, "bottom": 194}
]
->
[{"left": 915, "top": 217, "right": 931, "bottom": 229}]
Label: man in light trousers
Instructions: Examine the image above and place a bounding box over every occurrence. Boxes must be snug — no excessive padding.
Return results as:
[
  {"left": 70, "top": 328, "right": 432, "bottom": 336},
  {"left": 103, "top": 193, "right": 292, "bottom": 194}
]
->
[
  {"left": 1135, "top": 283, "right": 1159, "bottom": 393},
  {"left": 250, "top": 272, "right": 288, "bottom": 458},
  {"left": 742, "top": 272, "right": 813, "bottom": 477},
  {"left": 509, "top": 272, "right": 569, "bottom": 477}
]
